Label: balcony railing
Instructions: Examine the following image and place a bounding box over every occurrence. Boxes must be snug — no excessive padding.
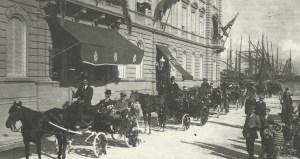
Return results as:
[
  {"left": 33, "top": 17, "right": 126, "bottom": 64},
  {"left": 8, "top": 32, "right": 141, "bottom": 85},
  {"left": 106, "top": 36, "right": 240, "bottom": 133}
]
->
[{"left": 70, "top": 1, "right": 219, "bottom": 46}]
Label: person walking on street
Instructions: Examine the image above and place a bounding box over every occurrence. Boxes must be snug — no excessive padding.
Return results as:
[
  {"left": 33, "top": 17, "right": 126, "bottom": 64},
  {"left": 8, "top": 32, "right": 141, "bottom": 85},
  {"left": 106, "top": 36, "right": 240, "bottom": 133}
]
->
[
  {"left": 262, "top": 108, "right": 276, "bottom": 159},
  {"left": 255, "top": 96, "right": 267, "bottom": 157},
  {"left": 281, "top": 87, "right": 294, "bottom": 147},
  {"left": 243, "top": 87, "right": 260, "bottom": 159}
]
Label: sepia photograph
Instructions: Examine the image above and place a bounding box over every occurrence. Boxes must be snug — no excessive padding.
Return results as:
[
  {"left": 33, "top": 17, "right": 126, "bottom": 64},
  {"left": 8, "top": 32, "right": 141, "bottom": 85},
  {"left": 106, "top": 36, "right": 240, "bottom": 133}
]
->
[{"left": 0, "top": 0, "right": 299, "bottom": 158}]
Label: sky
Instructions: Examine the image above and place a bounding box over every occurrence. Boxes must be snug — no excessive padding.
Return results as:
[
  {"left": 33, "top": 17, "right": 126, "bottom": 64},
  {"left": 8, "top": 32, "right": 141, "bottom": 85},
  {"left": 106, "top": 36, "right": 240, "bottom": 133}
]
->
[{"left": 221, "top": 0, "right": 300, "bottom": 74}]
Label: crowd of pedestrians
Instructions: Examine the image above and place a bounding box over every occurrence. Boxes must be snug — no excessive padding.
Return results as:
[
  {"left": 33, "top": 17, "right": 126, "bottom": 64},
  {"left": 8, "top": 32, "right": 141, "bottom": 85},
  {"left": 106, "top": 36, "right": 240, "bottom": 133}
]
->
[{"left": 243, "top": 86, "right": 300, "bottom": 159}]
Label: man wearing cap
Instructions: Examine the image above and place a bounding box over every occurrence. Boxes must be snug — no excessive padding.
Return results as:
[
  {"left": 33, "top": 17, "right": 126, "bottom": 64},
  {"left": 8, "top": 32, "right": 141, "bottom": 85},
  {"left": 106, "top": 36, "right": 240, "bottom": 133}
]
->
[
  {"left": 243, "top": 87, "right": 257, "bottom": 159},
  {"left": 256, "top": 96, "right": 267, "bottom": 157},
  {"left": 73, "top": 79, "right": 93, "bottom": 106},
  {"left": 97, "top": 89, "right": 115, "bottom": 113},
  {"left": 115, "top": 91, "right": 129, "bottom": 111}
]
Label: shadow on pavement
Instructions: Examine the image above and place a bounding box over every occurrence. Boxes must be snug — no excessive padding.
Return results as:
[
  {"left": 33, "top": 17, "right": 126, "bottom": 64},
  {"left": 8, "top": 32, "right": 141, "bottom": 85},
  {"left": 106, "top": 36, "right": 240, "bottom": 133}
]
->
[
  {"left": 181, "top": 141, "right": 248, "bottom": 159},
  {"left": 0, "top": 139, "right": 57, "bottom": 159},
  {"left": 207, "top": 121, "right": 243, "bottom": 129}
]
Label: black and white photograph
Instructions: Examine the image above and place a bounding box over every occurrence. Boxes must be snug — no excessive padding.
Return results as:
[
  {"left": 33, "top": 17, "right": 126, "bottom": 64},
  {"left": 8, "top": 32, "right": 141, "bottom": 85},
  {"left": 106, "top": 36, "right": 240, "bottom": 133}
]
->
[{"left": 0, "top": 0, "right": 300, "bottom": 158}]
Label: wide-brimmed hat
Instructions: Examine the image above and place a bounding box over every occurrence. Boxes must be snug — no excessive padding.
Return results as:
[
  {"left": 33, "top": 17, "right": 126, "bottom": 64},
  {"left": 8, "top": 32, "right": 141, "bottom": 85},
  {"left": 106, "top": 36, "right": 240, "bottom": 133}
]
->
[{"left": 105, "top": 89, "right": 112, "bottom": 95}]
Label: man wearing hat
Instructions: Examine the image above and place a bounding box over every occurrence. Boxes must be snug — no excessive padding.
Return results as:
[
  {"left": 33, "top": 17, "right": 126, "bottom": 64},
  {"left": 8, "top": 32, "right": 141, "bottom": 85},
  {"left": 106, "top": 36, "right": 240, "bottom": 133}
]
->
[
  {"left": 201, "top": 78, "right": 210, "bottom": 89},
  {"left": 167, "top": 76, "right": 180, "bottom": 97},
  {"left": 281, "top": 87, "right": 294, "bottom": 147},
  {"left": 115, "top": 91, "right": 129, "bottom": 111},
  {"left": 73, "top": 79, "right": 93, "bottom": 106},
  {"left": 97, "top": 89, "right": 115, "bottom": 113},
  {"left": 256, "top": 96, "right": 267, "bottom": 156}
]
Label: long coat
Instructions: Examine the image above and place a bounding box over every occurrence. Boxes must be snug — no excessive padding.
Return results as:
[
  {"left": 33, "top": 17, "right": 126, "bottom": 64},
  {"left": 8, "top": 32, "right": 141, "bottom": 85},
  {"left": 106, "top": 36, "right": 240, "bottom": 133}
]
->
[{"left": 73, "top": 85, "right": 93, "bottom": 106}]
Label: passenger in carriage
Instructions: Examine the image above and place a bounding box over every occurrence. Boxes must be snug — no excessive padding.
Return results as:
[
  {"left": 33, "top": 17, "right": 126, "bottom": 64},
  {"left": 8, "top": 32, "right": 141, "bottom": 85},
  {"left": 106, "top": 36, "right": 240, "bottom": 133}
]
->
[
  {"left": 97, "top": 89, "right": 115, "bottom": 113},
  {"left": 115, "top": 91, "right": 129, "bottom": 111}
]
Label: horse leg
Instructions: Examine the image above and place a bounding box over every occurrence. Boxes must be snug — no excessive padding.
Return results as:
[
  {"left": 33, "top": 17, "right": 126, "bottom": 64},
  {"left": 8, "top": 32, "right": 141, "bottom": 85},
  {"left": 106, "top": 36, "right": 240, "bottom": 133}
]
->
[
  {"left": 143, "top": 112, "right": 147, "bottom": 133},
  {"left": 148, "top": 113, "right": 152, "bottom": 134},
  {"left": 61, "top": 136, "right": 67, "bottom": 159},
  {"left": 56, "top": 136, "right": 62, "bottom": 159},
  {"left": 36, "top": 139, "right": 42, "bottom": 159},
  {"left": 23, "top": 139, "right": 30, "bottom": 159}
]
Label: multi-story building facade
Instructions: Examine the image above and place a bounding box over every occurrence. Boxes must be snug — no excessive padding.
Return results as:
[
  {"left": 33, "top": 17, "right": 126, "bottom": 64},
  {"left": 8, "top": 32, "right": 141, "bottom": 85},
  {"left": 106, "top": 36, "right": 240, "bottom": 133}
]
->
[{"left": 0, "top": 0, "right": 223, "bottom": 145}]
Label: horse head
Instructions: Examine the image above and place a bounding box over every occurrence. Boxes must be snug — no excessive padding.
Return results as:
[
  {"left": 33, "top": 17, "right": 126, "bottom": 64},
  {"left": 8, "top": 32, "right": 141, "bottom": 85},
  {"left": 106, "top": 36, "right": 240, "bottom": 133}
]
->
[
  {"left": 6, "top": 101, "right": 23, "bottom": 132},
  {"left": 128, "top": 90, "right": 140, "bottom": 103}
]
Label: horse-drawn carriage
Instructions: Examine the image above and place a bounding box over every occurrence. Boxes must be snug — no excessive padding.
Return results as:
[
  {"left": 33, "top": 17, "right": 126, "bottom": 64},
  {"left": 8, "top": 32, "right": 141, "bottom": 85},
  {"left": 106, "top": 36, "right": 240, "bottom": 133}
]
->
[
  {"left": 5, "top": 100, "right": 140, "bottom": 159},
  {"left": 168, "top": 87, "right": 210, "bottom": 130}
]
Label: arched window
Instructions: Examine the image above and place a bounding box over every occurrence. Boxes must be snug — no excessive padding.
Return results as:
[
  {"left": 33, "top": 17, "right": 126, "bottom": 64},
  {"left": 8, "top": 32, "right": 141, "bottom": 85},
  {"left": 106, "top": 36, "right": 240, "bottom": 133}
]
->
[
  {"left": 182, "top": 51, "right": 187, "bottom": 70},
  {"left": 136, "top": 40, "right": 144, "bottom": 79},
  {"left": 7, "top": 17, "right": 27, "bottom": 77}
]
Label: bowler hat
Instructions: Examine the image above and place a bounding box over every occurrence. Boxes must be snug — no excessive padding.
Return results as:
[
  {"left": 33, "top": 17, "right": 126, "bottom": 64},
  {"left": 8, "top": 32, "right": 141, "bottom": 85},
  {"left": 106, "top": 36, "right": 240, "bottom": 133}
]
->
[{"left": 105, "top": 89, "right": 112, "bottom": 95}]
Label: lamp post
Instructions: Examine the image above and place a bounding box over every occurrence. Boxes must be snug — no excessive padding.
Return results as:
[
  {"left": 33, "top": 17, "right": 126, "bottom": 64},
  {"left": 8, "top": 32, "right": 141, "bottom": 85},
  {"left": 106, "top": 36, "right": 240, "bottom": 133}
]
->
[{"left": 156, "top": 56, "right": 166, "bottom": 94}]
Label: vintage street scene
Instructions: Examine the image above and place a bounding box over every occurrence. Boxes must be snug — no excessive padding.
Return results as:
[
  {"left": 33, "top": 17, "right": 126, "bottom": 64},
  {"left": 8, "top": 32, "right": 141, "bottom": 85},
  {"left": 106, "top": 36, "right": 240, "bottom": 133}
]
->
[{"left": 0, "top": 0, "right": 300, "bottom": 159}]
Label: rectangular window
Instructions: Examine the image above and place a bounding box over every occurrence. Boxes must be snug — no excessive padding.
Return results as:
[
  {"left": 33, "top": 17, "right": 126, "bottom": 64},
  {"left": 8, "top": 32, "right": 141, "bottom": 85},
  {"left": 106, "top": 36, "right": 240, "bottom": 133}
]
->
[
  {"left": 118, "top": 65, "right": 126, "bottom": 79},
  {"left": 212, "top": 61, "right": 217, "bottom": 81},
  {"left": 191, "top": 11, "right": 196, "bottom": 33},
  {"left": 199, "top": 56, "right": 203, "bottom": 79},
  {"left": 181, "top": 5, "right": 187, "bottom": 30},
  {"left": 191, "top": 55, "right": 195, "bottom": 79},
  {"left": 171, "top": 4, "right": 177, "bottom": 27},
  {"left": 182, "top": 53, "right": 187, "bottom": 70},
  {"left": 199, "top": 17, "right": 204, "bottom": 36},
  {"left": 136, "top": 60, "right": 144, "bottom": 79}
]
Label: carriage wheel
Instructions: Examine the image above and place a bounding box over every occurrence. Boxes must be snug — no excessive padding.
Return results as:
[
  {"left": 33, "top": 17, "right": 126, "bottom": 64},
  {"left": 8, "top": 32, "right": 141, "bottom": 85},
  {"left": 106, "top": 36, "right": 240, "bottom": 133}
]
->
[
  {"left": 124, "top": 135, "right": 133, "bottom": 148},
  {"left": 200, "top": 108, "right": 209, "bottom": 126},
  {"left": 93, "top": 133, "right": 107, "bottom": 157},
  {"left": 182, "top": 114, "right": 191, "bottom": 130}
]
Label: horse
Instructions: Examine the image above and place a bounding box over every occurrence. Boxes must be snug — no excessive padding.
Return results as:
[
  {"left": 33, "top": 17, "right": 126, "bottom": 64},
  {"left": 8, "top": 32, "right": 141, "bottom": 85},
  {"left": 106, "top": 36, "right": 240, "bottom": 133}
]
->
[
  {"left": 5, "top": 101, "right": 68, "bottom": 159},
  {"left": 129, "top": 91, "right": 166, "bottom": 134}
]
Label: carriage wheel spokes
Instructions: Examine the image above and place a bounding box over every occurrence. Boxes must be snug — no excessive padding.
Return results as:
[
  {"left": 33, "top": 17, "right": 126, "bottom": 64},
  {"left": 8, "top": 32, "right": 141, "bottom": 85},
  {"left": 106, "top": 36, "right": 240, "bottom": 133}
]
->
[
  {"left": 182, "top": 114, "right": 191, "bottom": 130},
  {"left": 93, "top": 133, "right": 107, "bottom": 157}
]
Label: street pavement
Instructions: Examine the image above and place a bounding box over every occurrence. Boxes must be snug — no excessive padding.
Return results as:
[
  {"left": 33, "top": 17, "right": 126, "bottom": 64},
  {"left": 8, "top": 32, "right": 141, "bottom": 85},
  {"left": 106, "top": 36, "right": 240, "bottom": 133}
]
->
[{"left": 0, "top": 96, "right": 297, "bottom": 159}]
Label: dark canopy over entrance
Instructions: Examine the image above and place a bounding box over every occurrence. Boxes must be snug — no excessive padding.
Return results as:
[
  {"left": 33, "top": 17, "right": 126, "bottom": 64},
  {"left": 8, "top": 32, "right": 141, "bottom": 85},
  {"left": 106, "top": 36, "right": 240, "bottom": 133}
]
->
[
  {"left": 58, "top": 20, "right": 143, "bottom": 66},
  {"left": 156, "top": 45, "right": 193, "bottom": 80}
]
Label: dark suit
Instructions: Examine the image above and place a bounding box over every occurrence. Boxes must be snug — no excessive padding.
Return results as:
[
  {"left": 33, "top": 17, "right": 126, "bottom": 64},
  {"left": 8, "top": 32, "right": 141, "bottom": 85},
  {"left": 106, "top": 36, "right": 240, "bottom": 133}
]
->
[
  {"left": 256, "top": 100, "right": 267, "bottom": 155},
  {"left": 245, "top": 97, "right": 257, "bottom": 116},
  {"left": 73, "top": 85, "right": 93, "bottom": 106}
]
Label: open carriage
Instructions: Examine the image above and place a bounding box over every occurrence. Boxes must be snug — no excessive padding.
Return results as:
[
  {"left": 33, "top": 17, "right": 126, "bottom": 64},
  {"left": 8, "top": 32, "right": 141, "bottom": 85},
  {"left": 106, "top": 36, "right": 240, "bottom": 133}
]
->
[
  {"left": 5, "top": 100, "right": 140, "bottom": 159},
  {"left": 63, "top": 101, "right": 140, "bottom": 156}
]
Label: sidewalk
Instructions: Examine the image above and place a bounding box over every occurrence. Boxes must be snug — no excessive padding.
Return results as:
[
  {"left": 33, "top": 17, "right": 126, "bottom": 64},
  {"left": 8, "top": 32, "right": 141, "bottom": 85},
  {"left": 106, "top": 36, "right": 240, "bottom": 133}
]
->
[{"left": 0, "top": 131, "right": 23, "bottom": 152}]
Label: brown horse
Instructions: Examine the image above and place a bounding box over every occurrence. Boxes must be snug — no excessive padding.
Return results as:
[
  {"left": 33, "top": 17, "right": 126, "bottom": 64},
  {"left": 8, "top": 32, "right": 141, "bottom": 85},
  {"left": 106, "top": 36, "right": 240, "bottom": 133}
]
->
[
  {"left": 129, "top": 91, "right": 166, "bottom": 134},
  {"left": 5, "top": 101, "right": 68, "bottom": 159}
]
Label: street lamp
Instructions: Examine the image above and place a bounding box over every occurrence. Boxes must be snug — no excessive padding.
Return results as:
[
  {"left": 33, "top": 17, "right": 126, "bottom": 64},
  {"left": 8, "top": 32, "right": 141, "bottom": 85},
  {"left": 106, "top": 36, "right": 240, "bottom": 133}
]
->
[{"left": 157, "top": 56, "right": 165, "bottom": 70}]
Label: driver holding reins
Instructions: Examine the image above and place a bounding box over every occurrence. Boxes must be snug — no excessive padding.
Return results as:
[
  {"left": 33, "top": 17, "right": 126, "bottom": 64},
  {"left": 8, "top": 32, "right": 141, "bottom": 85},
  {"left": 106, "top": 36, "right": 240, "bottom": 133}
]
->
[{"left": 73, "top": 79, "right": 93, "bottom": 106}]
